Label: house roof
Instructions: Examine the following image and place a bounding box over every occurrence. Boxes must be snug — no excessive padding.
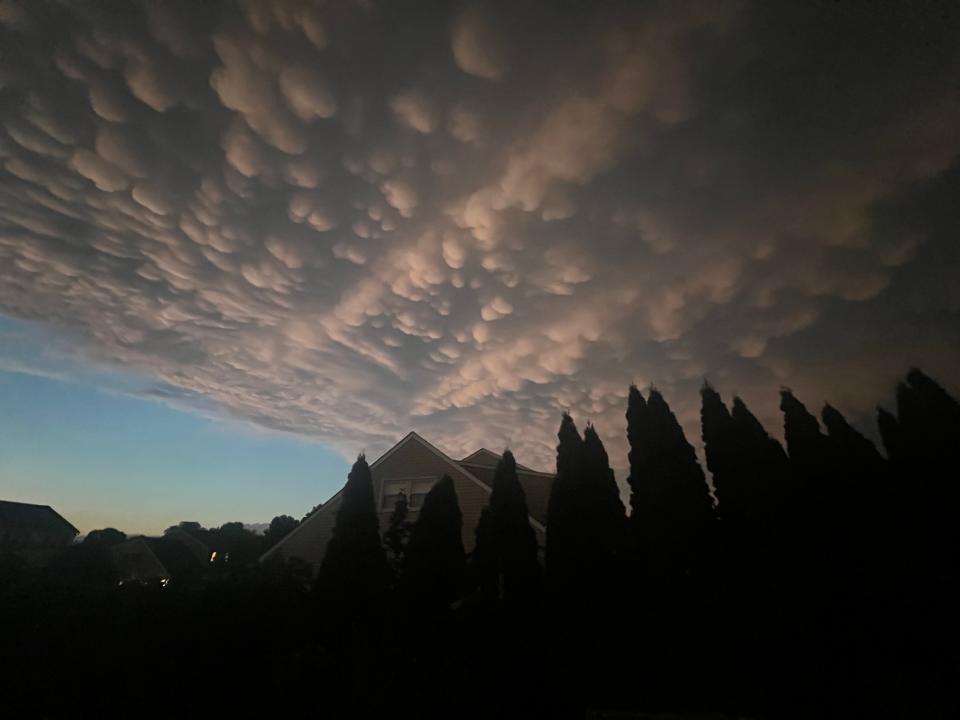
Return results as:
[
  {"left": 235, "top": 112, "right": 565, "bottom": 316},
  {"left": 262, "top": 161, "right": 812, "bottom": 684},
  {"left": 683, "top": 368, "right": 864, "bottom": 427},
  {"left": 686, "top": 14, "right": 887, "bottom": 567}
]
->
[
  {"left": 459, "top": 448, "right": 502, "bottom": 467},
  {"left": 110, "top": 537, "right": 170, "bottom": 582},
  {"left": 260, "top": 431, "right": 549, "bottom": 563},
  {"left": 0, "top": 500, "right": 79, "bottom": 538}
]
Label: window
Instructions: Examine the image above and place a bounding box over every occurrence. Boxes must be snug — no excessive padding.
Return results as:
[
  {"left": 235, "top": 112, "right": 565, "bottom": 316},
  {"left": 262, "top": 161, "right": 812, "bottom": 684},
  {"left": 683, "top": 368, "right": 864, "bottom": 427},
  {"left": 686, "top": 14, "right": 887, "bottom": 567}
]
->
[{"left": 381, "top": 477, "right": 437, "bottom": 511}]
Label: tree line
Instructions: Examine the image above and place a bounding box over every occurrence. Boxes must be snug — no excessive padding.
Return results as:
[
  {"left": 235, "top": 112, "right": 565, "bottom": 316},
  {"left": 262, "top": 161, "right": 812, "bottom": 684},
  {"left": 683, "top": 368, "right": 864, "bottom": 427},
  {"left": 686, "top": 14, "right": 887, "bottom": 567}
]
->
[
  {"left": 309, "top": 368, "right": 960, "bottom": 718},
  {"left": 3, "top": 367, "right": 958, "bottom": 717}
]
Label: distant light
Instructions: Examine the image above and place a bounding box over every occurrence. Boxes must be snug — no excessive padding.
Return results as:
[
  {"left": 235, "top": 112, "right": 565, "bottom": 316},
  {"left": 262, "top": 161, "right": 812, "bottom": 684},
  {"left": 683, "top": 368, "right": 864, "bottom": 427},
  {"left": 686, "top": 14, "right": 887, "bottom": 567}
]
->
[
  {"left": 210, "top": 551, "right": 217, "bottom": 562},
  {"left": 160, "top": 578, "right": 169, "bottom": 587}
]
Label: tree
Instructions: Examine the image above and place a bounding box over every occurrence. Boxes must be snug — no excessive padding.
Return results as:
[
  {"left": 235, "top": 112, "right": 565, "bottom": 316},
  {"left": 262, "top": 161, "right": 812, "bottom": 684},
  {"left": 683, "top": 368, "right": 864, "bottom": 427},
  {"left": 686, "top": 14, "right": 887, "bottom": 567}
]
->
[
  {"left": 471, "top": 450, "right": 541, "bottom": 607},
  {"left": 582, "top": 425, "right": 629, "bottom": 578},
  {"left": 383, "top": 491, "right": 411, "bottom": 576},
  {"left": 263, "top": 515, "right": 299, "bottom": 549},
  {"left": 700, "top": 383, "right": 740, "bottom": 520},
  {"left": 402, "top": 476, "right": 465, "bottom": 614},
  {"left": 315, "top": 454, "right": 390, "bottom": 614},
  {"left": 545, "top": 412, "right": 586, "bottom": 593},
  {"left": 81, "top": 527, "right": 127, "bottom": 549},
  {"left": 629, "top": 386, "right": 716, "bottom": 582},
  {"left": 207, "top": 521, "right": 263, "bottom": 566}
]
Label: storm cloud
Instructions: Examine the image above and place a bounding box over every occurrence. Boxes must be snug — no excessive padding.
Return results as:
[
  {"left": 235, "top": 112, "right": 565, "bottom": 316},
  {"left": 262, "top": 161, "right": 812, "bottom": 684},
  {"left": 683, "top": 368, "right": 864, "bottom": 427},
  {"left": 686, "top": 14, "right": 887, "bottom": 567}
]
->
[{"left": 1, "top": 0, "right": 958, "bottom": 470}]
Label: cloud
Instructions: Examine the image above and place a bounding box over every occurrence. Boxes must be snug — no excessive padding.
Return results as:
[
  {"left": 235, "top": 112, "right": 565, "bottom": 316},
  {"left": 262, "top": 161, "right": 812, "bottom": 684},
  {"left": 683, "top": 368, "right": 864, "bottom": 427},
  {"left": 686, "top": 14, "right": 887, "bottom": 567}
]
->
[
  {"left": 0, "top": 0, "right": 958, "bottom": 477},
  {"left": 279, "top": 66, "right": 338, "bottom": 121},
  {"left": 451, "top": 4, "right": 508, "bottom": 80},
  {"left": 390, "top": 90, "right": 439, "bottom": 134}
]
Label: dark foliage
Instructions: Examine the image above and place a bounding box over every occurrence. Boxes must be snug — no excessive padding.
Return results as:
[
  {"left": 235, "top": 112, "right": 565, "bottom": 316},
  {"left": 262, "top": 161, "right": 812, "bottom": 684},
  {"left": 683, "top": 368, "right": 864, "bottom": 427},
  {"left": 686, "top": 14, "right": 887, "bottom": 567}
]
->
[
  {"left": 401, "top": 475, "right": 465, "bottom": 614},
  {"left": 314, "top": 453, "right": 390, "bottom": 616},
  {"left": 471, "top": 450, "right": 541, "bottom": 608},
  {"left": 262, "top": 514, "right": 299, "bottom": 548},
  {"left": 383, "top": 490, "right": 411, "bottom": 576},
  {"left": 81, "top": 527, "right": 127, "bottom": 548},
  {"left": 6, "top": 368, "right": 960, "bottom": 718}
]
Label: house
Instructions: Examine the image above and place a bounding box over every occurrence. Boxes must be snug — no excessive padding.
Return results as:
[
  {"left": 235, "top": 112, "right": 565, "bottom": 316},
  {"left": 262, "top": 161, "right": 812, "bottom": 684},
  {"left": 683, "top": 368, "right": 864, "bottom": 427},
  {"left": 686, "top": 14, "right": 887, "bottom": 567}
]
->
[
  {"left": 111, "top": 532, "right": 211, "bottom": 585},
  {"left": 0, "top": 500, "right": 79, "bottom": 567},
  {"left": 110, "top": 537, "right": 171, "bottom": 585},
  {"left": 260, "top": 432, "right": 554, "bottom": 572}
]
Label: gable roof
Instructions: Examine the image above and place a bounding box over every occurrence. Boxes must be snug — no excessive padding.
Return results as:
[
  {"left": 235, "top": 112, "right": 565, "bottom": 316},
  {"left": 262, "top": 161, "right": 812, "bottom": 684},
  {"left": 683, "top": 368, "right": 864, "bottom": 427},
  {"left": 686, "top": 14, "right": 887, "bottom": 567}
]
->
[
  {"left": 260, "top": 432, "right": 548, "bottom": 563},
  {"left": 372, "top": 433, "right": 546, "bottom": 532},
  {"left": 0, "top": 500, "right": 79, "bottom": 538},
  {"left": 111, "top": 537, "right": 170, "bottom": 582},
  {"left": 458, "top": 448, "right": 554, "bottom": 478},
  {"left": 460, "top": 448, "right": 502, "bottom": 467}
]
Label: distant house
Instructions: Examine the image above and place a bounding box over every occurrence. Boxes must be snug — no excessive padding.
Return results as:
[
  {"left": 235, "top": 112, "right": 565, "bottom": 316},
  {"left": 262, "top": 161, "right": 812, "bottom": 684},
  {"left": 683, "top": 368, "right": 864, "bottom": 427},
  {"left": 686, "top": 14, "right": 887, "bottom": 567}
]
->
[
  {"left": 111, "top": 532, "right": 211, "bottom": 585},
  {"left": 111, "top": 537, "right": 170, "bottom": 584},
  {"left": 0, "top": 500, "right": 79, "bottom": 567},
  {"left": 260, "top": 432, "right": 554, "bottom": 572}
]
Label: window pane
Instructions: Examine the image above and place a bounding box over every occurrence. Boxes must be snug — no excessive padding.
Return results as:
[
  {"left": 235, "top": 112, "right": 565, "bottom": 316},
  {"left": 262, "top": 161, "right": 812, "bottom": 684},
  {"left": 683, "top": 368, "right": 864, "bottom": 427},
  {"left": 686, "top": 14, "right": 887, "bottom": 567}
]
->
[
  {"left": 409, "top": 492, "right": 428, "bottom": 509},
  {"left": 383, "top": 493, "right": 402, "bottom": 510}
]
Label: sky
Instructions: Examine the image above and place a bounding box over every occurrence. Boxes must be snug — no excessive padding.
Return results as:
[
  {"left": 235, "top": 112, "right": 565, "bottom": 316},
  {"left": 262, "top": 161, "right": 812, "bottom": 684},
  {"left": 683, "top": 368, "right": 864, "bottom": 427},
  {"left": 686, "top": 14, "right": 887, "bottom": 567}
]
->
[{"left": 1, "top": 0, "right": 959, "bottom": 534}]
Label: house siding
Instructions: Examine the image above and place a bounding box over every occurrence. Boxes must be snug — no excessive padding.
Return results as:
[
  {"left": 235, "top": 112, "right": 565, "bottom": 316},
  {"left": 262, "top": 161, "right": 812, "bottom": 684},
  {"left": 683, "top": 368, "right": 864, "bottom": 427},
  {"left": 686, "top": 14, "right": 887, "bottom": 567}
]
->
[
  {"left": 373, "top": 438, "right": 491, "bottom": 553},
  {"left": 260, "top": 434, "right": 552, "bottom": 573},
  {"left": 262, "top": 493, "right": 342, "bottom": 572}
]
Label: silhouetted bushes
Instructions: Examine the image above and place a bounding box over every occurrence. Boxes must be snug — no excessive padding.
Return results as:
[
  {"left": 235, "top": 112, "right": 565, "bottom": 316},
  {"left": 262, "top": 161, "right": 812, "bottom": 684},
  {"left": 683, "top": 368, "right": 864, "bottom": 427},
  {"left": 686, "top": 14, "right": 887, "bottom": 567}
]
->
[{"left": 4, "top": 369, "right": 959, "bottom": 718}]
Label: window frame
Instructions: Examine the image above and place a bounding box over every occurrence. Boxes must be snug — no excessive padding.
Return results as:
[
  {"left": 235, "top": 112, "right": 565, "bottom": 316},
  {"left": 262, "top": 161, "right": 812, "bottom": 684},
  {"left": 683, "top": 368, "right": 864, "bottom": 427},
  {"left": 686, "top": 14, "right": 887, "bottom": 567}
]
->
[{"left": 378, "top": 475, "right": 439, "bottom": 513}]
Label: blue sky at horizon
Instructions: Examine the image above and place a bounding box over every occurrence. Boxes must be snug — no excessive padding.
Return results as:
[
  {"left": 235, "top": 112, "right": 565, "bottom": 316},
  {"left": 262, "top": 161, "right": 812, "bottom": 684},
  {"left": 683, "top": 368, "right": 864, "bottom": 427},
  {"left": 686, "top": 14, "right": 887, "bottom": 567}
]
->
[{"left": 0, "top": 315, "right": 349, "bottom": 536}]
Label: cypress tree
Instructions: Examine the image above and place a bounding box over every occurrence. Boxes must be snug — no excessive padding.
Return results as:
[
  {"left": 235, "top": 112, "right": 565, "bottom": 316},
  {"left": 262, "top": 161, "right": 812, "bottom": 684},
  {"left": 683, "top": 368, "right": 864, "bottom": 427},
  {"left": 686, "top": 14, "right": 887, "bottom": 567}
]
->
[
  {"left": 627, "top": 386, "right": 718, "bottom": 705},
  {"left": 315, "top": 454, "right": 391, "bottom": 613},
  {"left": 582, "top": 425, "right": 630, "bottom": 567},
  {"left": 545, "top": 412, "right": 586, "bottom": 592},
  {"left": 700, "top": 383, "right": 741, "bottom": 520},
  {"left": 730, "top": 396, "right": 794, "bottom": 514},
  {"left": 780, "top": 388, "right": 845, "bottom": 513},
  {"left": 402, "top": 476, "right": 465, "bottom": 615},
  {"left": 628, "top": 388, "right": 714, "bottom": 556},
  {"left": 472, "top": 450, "right": 541, "bottom": 607},
  {"left": 877, "top": 406, "right": 905, "bottom": 462}
]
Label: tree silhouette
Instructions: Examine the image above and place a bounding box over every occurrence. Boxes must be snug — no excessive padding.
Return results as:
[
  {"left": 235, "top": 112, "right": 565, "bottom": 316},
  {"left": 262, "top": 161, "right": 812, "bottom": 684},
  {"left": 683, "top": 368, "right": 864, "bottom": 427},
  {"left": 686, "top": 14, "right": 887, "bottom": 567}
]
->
[
  {"left": 629, "top": 387, "right": 716, "bottom": 583},
  {"left": 582, "top": 425, "right": 630, "bottom": 581},
  {"left": 383, "top": 490, "right": 411, "bottom": 577},
  {"left": 315, "top": 454, "right": 390, "bottom": 614},
  {"left": 545, "top": 412, "right": 586, "bottom": 595},
  {"left": 263, "top": 515, "right": 298, "bottom": 549},
  {"left": 401, "top": 476, "right": 465, "bottom": 615},
  {"left": 81, "top": 527, "right": 127, "bottom": 548},
  {"left": 471, "top": 450, "right": 541, "bottom": 608}
]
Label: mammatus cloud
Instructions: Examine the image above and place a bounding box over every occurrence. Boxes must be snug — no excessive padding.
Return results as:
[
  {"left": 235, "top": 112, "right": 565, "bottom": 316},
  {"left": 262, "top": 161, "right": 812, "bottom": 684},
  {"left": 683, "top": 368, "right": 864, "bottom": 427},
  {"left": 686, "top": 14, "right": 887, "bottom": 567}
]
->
[{"left": 1, "top": 0, "right": 959, "bottom": 477}]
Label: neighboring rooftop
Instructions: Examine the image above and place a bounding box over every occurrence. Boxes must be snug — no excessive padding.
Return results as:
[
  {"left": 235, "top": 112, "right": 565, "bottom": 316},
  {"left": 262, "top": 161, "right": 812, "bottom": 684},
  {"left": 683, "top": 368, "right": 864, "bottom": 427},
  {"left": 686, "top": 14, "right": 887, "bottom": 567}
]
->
[{"left": 0, "top": 500, "right": 79, "bottom": 538}]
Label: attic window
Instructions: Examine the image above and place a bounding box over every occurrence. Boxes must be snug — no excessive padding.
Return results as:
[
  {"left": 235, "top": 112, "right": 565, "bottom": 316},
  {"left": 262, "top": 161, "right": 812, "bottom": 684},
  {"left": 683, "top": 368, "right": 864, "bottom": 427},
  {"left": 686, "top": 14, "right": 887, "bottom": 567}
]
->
[{"left": 382, "top": 478, "right": 437, "bottom": 511}]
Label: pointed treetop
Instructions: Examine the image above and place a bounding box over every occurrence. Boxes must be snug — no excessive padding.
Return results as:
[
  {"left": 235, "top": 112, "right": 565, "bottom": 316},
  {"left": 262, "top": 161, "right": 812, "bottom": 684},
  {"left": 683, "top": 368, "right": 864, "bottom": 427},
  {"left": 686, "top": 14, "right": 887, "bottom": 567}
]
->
[
  {"left": 780, "top": 388, "right": 826, "bottom": 459},
  {"left": 490, "top": 448, "right": 530, "bottom": 520}
]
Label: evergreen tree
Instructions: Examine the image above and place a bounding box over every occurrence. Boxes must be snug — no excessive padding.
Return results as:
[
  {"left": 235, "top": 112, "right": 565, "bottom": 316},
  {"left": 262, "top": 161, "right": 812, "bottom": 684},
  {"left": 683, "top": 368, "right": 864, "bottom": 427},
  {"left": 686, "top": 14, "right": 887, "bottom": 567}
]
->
[
  {"left": 877, "top": 406, "right": 905, "bottom": 462},
  {"left": 402, "top": 476, "right": 465, "bottom": 614},
  {"left": 582, "top": 425, "right": 630, "bottom": 571},
  {"left": 700, "top": 383, "right": 741, "bottom": 520},
  {"left": 730, "top": 396, "right": 793, "bottom": 515},
  {"left": 472, "top": 450, "right": 541, "bottom": 607},
  {"left": 545, "top": 412, "right": 586, "bottom": 592},
  {"left": 629, "top": 387, "right": 716, "bottom": 578},
  {"left": 315, "top": 454, "right": 390, "bottom": 613},
  {"left": 383, "top": 490, "right": 411, "bottom": 576},
  {"left": 780, "top": 388, "right": 846, "bottom": 513},
  {"left": 627, "top": 386, "right": 718, "bottom": 706}
]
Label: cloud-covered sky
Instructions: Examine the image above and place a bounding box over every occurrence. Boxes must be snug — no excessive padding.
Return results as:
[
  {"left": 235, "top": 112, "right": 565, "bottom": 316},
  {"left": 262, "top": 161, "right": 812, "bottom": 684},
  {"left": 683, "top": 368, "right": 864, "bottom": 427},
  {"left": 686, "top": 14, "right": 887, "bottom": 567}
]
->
[{"left": 1, "top": 0, "right": 959, "bottom": 479}]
